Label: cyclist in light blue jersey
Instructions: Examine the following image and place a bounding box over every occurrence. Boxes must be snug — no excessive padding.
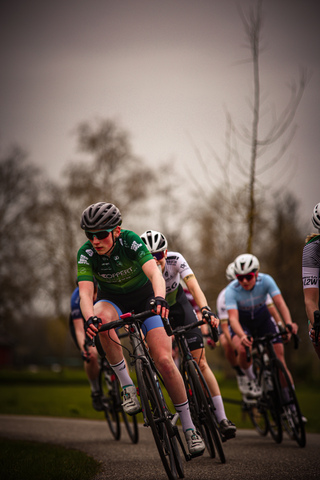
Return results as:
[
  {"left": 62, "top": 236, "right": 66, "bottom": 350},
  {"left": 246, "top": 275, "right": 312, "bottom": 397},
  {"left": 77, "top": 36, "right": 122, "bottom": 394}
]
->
[{"left": 225, "top": 253, "right": 298, "bottom": 388}]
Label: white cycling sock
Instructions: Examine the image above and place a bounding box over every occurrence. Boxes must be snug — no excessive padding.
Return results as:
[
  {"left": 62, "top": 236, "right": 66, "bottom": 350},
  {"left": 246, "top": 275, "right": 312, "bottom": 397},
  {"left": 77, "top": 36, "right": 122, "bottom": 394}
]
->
[
  {"left": 212, "top": 395, "right": 227, "bottom": 423},
  {"left": 109, "top": 359, "right": 133, "bottom": 388},
  {"left": 174, "top": 400, "right": 195, "bottom": 432},
  {"left": 243, "top": 364, "right": 256, "bottom": 380}
]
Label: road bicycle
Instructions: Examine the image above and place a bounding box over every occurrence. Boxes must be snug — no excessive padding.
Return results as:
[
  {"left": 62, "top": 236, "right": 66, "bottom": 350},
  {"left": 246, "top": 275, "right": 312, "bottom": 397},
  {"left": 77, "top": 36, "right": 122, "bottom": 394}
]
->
[
  {"left": 96, "top": 310, "right": 186, "bottom": 480},
  {"left": 84, "top": 336, "right": 139, "bottom": 444},
  {"left": 171, "top": 319, "right": 226, "bottom": 463},
  {"left": 243, "top": 327, "right": 306, "bottom": 448}
]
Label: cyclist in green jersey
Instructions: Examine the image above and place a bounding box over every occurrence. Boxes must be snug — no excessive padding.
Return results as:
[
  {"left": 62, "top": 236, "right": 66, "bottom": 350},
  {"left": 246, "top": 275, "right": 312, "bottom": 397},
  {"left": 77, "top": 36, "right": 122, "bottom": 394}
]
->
[{"left": 77, "top": 202, "right": 205, "bottom": 455}]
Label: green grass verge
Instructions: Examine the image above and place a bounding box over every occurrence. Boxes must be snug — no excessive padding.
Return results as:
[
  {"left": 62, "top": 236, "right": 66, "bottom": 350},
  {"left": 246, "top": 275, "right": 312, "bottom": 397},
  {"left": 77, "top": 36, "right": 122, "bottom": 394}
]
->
[
  {"left": 0, "top": 367, "right": 319, "bottom": 433},
  {"left": 0, "top": 437, "right": 102, "bottom": 480}
]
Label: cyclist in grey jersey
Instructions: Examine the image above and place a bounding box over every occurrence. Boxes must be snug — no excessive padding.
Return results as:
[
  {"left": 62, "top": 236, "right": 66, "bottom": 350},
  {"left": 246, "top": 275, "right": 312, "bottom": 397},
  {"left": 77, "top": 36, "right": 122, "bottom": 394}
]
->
[
  {"left": 302, "top": 202, "right": 320, "bottom": 358},
  {"left": 78, "top": 202, "right": 205, "bottom": 456},
  {"left": 141, "top": 230, "right": 237, "bottom": 440}
]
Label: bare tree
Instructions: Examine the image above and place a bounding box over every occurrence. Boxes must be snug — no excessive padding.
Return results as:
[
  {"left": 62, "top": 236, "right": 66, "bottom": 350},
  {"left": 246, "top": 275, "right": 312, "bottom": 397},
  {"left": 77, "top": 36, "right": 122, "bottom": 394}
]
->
[
  {"left": 0, "top": 147, "right": 42, "bottom": 328},
  {"left": 234, "top": 0, "right": 309, "bottom": 251},
  {"left": 190, "top": 0, "right": 309, "bottom": 254}
]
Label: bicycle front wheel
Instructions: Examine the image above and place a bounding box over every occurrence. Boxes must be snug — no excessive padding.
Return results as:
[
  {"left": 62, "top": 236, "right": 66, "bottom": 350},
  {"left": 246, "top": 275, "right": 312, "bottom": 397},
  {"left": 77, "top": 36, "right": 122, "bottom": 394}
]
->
[
  {"left": 100, "top": 367, "right": 121, "bottom": 441},
  {"left": 247, "top": 358, "right": 268, "bottom": 436},
  {"left": 273, "top": 358, "right": 306, "bottom": 448},
  {"left": 121, "top": 409, "right": 139, "bottom": 444},
  {"left": 187, "top": 360, "right": 226, "bottom": 463},
  {"left": 136, "top": 358, "right": 183, "bottom": 480}
]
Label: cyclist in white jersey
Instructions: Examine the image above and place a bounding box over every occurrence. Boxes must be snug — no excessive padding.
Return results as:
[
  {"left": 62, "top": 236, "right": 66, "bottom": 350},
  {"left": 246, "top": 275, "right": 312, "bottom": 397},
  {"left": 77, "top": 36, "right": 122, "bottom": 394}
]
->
[
  {"left": 141, "top": 230, "right": 237, "bottom": 440},
  {"left": 302, "top": 202, "right": 320, "bottom": 358},
  {"left": 225, "top": 253, "right": 298, "bottom": 389}
]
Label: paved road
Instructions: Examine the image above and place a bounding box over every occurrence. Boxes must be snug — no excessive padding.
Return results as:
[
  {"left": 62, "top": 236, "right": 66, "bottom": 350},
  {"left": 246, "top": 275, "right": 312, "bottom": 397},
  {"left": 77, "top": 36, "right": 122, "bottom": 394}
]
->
[{"left": 0, "top": 415, "right": 318, "bottom": 479}]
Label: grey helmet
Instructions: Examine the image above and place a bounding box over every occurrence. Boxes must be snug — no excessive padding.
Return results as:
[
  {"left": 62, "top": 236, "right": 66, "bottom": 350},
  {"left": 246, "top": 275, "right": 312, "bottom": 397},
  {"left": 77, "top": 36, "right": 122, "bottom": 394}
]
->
[
  {"left": 312, "top": 202, "right": 320, "bottom": 231},
  {"left": 80, "top": 202, "right": 122, "bottom": 230},
  {"left": 234, "top": 254, "right": 260, "bottom": 275},
  {"left": 225, "top": 262, "right": 236, "bottom": 281},
  {"left": 140, "top": 230, "right": 168, "bottom": 253}
]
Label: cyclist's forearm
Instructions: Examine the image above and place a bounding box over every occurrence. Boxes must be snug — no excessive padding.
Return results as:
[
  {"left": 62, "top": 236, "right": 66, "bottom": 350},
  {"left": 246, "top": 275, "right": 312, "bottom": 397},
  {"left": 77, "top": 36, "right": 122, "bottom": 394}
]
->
[
  {"left": 304, "top": 289, "right": 319, "bottom": 328},
  {"left": 185, "top": 276, "right": 208, "bottom": 310},
  {"left": 73, "top": 318, "right": 86, "bottom": 349}
]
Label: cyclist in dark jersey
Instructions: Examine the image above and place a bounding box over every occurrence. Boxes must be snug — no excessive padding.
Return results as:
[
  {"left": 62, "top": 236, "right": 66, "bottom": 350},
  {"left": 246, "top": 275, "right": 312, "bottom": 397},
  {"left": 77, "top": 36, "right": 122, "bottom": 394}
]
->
[
  {"left": 140, "top": 229, "right": 236, "bottom": 440},
  {"left": 302, "top": 202, "right": 320, "bottom": 358},
  {"left": 69, "top": 279, "right": 106, "bottom": 410},
  {"left": 77, "top": 202, "right": 205, "bottom": 455}
]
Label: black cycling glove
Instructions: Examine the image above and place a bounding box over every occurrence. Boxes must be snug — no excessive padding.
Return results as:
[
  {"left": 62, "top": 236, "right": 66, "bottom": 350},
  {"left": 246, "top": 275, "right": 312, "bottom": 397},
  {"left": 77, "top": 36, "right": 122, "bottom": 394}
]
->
[
  {"left": 201, "top": 307, "right": 219, "bottom": 343},
  {"left": 85, "top": 316, "right": 102, "bottom": 337},
  {"left": 149, "top": 296, "right": 169, "bottom": 313}
]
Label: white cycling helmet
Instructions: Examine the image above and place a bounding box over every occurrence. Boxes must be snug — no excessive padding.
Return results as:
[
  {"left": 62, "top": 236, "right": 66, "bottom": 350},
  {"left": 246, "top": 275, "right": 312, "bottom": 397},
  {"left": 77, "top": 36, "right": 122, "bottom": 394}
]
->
[
  {"left": 311, "top": 202, "right": 320, "bottom": 231},
  {"left": 234, "top": 254, "right": 260, "bottom": 275},
  {"left": 225, "top": 262, "right": 236, "bottom": 281},
  {"left": 140, "top": 230, "right": 168, "bottom": 253}
]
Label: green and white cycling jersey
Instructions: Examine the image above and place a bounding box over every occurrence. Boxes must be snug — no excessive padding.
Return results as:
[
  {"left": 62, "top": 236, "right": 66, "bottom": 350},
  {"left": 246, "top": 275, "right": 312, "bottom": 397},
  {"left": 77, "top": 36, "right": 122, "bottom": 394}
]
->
[{"left": 77, "top": 229, "right": 154, "bottom": 295}]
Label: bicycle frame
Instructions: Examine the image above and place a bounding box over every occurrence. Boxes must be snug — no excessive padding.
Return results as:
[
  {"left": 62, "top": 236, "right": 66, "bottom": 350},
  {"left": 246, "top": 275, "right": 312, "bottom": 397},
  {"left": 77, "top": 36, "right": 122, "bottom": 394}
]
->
[
  {"left": 97, "top": 310, "right": 186, "bottom": 480},
  {"left": 250, "top": 330, "right": 306, "bottom": 448},
  {"left": 172, "top": 319, "right": 226, "bottom": 463}
]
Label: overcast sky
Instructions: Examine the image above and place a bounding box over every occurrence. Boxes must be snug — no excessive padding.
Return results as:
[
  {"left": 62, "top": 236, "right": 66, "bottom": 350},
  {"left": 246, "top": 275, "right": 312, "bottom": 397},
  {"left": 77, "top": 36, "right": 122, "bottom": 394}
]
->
[{"left": 1, "top": 0, "right": 319, "bottom": 226}]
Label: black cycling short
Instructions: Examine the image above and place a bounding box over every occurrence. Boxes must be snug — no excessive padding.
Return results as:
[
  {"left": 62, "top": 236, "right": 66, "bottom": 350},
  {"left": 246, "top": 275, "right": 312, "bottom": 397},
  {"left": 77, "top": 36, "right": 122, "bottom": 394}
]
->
[{"left": 169, "top": 284, "right": 204, "bottom": 351}]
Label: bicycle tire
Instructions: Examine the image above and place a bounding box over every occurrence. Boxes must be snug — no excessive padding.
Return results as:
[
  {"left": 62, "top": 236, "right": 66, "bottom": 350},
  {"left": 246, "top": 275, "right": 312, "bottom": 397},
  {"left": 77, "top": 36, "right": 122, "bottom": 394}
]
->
[
  {"left": 246, "top": 403, "right": 269, "bottom": 436},
  {"left": 99, "top": 366, "right": 121, "bottom": 441},
  {"left": 182, "top": 362, "right": 214, "bottom": 458},
  {"left": 273, "top": 358, "right": 306, "bottom": 448},
  {"left": 136, "top": 358, "right": 183, "bottom": 480},
  {"left": 189, "top": 361, "right": 226, "bottom": 463},
  {"left": 247, "top": 358, "right": 268, "bottom": 436},
  {"left": 121, "top": 410, "right": 139, "bottom": 444}
]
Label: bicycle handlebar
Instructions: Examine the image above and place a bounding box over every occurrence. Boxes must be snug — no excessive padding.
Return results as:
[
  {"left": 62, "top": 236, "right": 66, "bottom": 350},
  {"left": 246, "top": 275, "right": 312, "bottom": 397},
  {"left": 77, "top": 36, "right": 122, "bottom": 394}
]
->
[
  {"left": 172, "top": 319, "right": 219, "bottom": 343},
  {"left": 245, "top": 326, "right": 300, "bottom": 362},
  {"left": 97, "top": 310, "right": 157, "bottom": 333}
]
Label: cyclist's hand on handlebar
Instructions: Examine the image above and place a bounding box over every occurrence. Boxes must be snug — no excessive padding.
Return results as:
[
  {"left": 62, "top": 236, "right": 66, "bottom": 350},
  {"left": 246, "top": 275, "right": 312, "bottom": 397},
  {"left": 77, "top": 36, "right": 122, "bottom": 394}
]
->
[
  {"left": 206, "top": 337, "right": 216, "bottom": 349},
  {"left": 85, "top": 316, "right": 102, "bottom": 339},
  {"left": 240, "top": 334, "right": 252, "bottom": 348},
  {"left": 149, "top": 296, "right": 169, "bottom": 320},
  {"left": 81, "top": 349, "right": 91, "bottom": 362},
  {"left": 286, "top": 322, "right": 298, "bottom": 336},
  {"left": 201, "top": 307, "right": 219, "bottom": 328}
]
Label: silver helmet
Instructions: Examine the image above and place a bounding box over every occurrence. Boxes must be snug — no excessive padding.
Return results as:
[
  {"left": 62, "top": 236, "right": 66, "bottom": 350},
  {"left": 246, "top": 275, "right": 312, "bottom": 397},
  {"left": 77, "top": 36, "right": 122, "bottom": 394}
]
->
[{"left": 80, "top": 202, "right": 122, "bottom": 230}]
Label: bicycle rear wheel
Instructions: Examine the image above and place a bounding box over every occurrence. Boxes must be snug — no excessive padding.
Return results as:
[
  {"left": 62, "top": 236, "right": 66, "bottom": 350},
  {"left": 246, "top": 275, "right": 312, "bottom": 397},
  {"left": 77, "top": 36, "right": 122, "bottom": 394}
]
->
[
  {"left": 273, "top": 358, "right": 306, "bottom": 448},
  {"left": 263, "top": 389, "right": 282, "bottom": 444},
  {"left": 187, "top": 360, "right": 225, "bottom": 463},
  {"left": 246, "top": 403, "right": 269, "bottom": 436},
  {"left": 100, "top": 365, "right": 121, "bottom": 441},
  {"left": 136, "top": 358, "right": 183, "bottom": 480},
  {"left": 121, "top": 410, "right": 139, "bottom": 444}
]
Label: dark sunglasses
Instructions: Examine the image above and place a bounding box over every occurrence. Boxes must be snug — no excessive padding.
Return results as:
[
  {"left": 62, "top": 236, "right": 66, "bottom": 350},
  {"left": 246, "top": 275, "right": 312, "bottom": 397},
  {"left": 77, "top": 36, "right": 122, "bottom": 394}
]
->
[
  {"left": 153, "top": 251, "right": 165, "bottom": 261},
  {"left": 236, "top": 272, "right": 256, "bottom": 282},
  {"left": 85, "top": 230, "right": 112, "bottom": 241}
]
